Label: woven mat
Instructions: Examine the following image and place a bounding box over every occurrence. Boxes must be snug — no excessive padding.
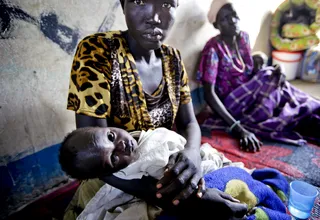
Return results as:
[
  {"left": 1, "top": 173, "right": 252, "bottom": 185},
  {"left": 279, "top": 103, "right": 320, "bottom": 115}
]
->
[{"left": 309, "top": 193, "right": 320, "bottom": 220}]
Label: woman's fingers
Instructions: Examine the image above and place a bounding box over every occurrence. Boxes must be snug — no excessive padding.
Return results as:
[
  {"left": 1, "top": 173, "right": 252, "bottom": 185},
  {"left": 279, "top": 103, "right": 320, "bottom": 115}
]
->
[
  {"left": 157, "top": 153, "right": 180, "bottom": 189},
  {"left": 249, "top": 138, "right": 258, "bottom": 152},
  {"left": 197, "top": 178, "right": 206, "bottom": 198},
  {"left": 157, "top": 166, "right": 194, "bottom": 197},
  {"left": 243, "top": 138, "right": 249, "bottom": 151},
  {"left": 220, "top": 192, "right": 240, "bottom": 203},
  {"left": 172, "top": 184, "right": 194, "bottom": 205},
  {"left": 166, "top": 153, "right": 179, "bottom": 170},
  {"left": 240, "top": 138, "right": 249, "bottom": 151},
  {"left": 172, "top": 174, "right": 202, "bottom": 205}
]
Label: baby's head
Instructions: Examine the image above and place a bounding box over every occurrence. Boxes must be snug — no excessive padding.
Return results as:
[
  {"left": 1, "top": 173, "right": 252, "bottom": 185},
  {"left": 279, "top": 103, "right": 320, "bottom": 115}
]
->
[
  {"left": 252, "top": 51, "right": 268, "bottom": 74},
  {"left": 59, "top": 127, "right": 138, "bottom": 180}
]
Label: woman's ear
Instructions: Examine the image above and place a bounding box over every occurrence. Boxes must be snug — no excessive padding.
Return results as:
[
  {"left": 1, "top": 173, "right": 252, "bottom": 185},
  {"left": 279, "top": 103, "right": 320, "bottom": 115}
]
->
[{"left": 213, "top": 22, "right": 219, "bottom": 30}]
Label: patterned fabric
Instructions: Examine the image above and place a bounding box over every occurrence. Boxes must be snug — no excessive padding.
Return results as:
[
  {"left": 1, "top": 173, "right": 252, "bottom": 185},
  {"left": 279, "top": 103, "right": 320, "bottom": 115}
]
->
[
  {"left": 197, "top": 31, "right": 253, "bottom": 100},
  {"left": 201, "top": 66, "right": 320, "bottom": 145},
  {"left": 144, "top": 80, "right": 173, "bottom": 129},
  {"left": 197, "top": 31, "right": 320, "bottom": 145},
  {"left": 270, "top": 0, "right": 320, "bottom": 52},
  {"left": 282, "top": 23, "right": 313, "bottom": 38},
  {"left": 67, "top": 31, "right": 191, "bottom": 131}
]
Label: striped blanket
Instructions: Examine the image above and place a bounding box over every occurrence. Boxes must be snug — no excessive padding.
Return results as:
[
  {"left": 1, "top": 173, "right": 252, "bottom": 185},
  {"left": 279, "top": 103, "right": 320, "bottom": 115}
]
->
[{"left": 202, "top": 66, "right": 320, "bottom": 146}]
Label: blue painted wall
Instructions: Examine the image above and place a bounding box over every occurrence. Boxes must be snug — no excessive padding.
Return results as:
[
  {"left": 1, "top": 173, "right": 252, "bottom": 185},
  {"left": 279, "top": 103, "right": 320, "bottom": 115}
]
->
[
  {"left": 0, "top": 144, "right": 68, "bottom": 218},
  {"left": 0, "top": 0, "right": 125, "bottom": 218}
]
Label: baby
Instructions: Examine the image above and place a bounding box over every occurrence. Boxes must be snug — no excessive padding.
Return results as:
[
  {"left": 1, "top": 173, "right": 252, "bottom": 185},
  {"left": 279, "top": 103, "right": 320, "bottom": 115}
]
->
[
  {"left": 59, "top": 127, "right": 248, "bottom": 219},
  {"left": 59, "top": 127, "right": 289, "bottom": 220},
  {"left": 59, "top": 127, "right": 140, "bottom": 180},
  {"left": 252, "top": 51, "right": 268, "bottom": 75},
  {"left": 59, "top": 127, "right": 238, "bottom": 181},
  {"left": 252, "top": 51, "right": 286, "bottom": 87}
]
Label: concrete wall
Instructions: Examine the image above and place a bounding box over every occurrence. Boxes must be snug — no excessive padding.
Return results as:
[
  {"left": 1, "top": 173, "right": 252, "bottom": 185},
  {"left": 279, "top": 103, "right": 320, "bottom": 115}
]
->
[
  {"left": 165, "top": 0, "right": 281, "bottom": 113},
  {"left": 0, "top": 0, "right": 282, "bottom": 217}
]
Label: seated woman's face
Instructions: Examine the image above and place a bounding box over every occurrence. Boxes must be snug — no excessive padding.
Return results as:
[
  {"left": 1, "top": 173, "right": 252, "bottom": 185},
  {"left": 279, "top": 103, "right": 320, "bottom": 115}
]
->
[
  {"left": 123, "top": 0, "right": 179, "bottom": 50},
  {"left": 215, "top": 4, "right": 240, "bottom": 37}
]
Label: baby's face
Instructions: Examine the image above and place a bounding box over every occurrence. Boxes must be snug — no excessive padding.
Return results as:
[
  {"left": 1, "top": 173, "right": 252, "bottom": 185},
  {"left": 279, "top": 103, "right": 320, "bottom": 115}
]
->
[
  {"left": 253, "top": 56, "right": 265, "bottom": 73},
  {"left": 98, "top": 127, "right": 138, "bottom": 171},
  {"left": 70, "top": 127, "right": 138, "bottom": 173}
]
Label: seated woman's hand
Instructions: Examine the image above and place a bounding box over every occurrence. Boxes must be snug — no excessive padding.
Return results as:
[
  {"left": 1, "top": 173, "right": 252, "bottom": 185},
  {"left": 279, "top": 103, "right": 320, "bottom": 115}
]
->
[
  {"left": 238, "top": 128, "right": 262, "bottom": 152},
  {"left": 156, "top": 149, "right": 202, "bottom": 205}
]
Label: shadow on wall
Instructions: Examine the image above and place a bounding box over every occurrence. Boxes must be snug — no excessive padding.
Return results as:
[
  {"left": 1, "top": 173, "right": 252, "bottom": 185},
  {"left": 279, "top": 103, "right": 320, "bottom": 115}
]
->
[
  {"left": 0, "top": 0, "right": 79, "bottom": 54},
  {"left": 252, "top": 11, "right": 273, "bottom": 57},
  {"left": 0, "top": 0, "right": 120, "bottom": 54}
]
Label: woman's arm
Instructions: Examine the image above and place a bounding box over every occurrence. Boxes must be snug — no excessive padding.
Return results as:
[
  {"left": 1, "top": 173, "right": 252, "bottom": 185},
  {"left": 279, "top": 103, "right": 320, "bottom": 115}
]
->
[
  {"left": 100, "top": 175, "right": 175, "bottom": 210},
  {"left": 75, "top": 114, "right": 108, "bottom": 128},
  {"left": 203, "top": 82, "right": 261, "bottom": 152},
  {"left": 157, "top": 102, "right": 202, "bottom": 203},
  {"left": 101, "top": 175, "right": 248, "bottom": 219}
]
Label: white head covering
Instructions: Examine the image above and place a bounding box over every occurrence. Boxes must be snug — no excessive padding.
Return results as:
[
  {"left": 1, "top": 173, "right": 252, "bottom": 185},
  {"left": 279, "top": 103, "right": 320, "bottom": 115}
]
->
[{"left": 207, "top": 0, "right": 232, "bottom": 24}]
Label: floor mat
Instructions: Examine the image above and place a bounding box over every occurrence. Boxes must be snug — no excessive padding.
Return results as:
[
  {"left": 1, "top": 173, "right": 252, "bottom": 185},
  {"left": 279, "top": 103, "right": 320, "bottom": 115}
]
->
[
  {"left": 201, "top": 130, "right": 320, "bottom": 220},
  {"left": 201, "top": 130, "right": 320, "bottom": 187}
]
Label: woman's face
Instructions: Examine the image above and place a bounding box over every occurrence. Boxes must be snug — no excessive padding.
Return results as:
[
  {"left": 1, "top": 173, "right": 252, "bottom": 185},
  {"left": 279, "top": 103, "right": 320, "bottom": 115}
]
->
[
  {"left": 215, "top": 4, "right": 240, "bottom": 37},
  {"left": 123, "top": 0, "right": 178, "bottom": 50}
]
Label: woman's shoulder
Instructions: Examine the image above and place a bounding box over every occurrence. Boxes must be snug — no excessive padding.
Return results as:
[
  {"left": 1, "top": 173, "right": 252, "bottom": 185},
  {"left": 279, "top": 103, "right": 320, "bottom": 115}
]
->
[
  {"left": 239, "top": 31, "right": 249, "bottom": 41},
  {"left": 201, "top": 35, "right": 221, "bottom": 53},
  {"left": 161, "top": 44, "right": 183, "bottom": 61}
]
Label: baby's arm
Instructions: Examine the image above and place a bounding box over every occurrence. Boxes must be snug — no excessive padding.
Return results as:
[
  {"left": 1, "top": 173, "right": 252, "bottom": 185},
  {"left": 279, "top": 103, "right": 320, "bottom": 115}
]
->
[{"left": 99, "top": 174, "right": 175, "bottom": 210}]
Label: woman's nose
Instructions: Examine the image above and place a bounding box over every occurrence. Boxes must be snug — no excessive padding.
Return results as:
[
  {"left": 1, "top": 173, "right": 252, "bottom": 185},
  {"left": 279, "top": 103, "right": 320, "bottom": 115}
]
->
[
  {"left": 146, "top": 5, "right": 161, "bottom": 25},
  {"left": 230, "top": 17, "right": 237, "bottom": 25}
]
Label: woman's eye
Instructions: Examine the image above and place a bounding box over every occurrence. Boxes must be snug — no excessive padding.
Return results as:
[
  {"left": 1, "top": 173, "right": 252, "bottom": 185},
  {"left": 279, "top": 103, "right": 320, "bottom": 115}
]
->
[
  {"left": 108, "top": 132, "right": 115, "bottom": 142},
  {"left": 220, "top": 17, "right": 227, "bottom": 23},
  {"left": 111, "top": 154, "right": 119, "bottom": 165},
  {"left": 134, "top": 0, "right": 145, "bottom": 5},
  {"left": 162, "top": 3, "right": 172, "bottom": 8}
]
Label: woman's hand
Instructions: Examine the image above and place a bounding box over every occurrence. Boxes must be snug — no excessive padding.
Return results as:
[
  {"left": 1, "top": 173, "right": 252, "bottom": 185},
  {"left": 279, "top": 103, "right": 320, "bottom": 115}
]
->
[
  {"left": 238, "top": 128, "right": 262, "bottom": 152},
  {"left": 156, "top": 148, "right": 202, "bottom": 205},
  {"left": 200, "top": 188, "right": 248, "bottom": 219}
]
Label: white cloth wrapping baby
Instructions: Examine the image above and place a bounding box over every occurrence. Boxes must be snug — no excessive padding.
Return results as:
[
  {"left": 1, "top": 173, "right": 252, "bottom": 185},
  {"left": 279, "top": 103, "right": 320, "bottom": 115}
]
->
[{"left": 77, "top": 128, "right": 248, "bottom": 220}]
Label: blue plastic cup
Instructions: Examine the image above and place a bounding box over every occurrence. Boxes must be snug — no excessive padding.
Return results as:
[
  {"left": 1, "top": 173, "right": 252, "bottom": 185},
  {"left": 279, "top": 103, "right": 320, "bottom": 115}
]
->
[{"left": 288, "top": 180, "right": 319, "bottom": 219}]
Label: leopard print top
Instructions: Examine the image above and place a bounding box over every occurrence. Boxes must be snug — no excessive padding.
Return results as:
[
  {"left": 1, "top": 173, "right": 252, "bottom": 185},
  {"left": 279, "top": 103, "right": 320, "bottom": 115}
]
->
[{"left": 67, "top": 31, "right": 191, "bottom": 131}]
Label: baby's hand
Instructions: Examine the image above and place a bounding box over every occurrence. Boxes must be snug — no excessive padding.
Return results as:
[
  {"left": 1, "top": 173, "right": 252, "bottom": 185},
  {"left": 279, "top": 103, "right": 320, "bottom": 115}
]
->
[{"left": 272, "top": 65, "right": 286, "bottom": 88}]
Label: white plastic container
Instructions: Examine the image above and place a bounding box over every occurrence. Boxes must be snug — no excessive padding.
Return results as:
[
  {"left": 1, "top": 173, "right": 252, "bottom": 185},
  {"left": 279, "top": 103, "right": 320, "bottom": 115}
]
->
[{"left": 272, "top": 51, "right": 303, "bottom": 81}]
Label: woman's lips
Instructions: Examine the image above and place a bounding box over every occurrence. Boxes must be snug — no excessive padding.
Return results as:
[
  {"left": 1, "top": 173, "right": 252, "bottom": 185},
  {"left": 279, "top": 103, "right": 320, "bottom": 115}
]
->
[{"left": 142, "top": 33, "right": 163, "bottom": 42}]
